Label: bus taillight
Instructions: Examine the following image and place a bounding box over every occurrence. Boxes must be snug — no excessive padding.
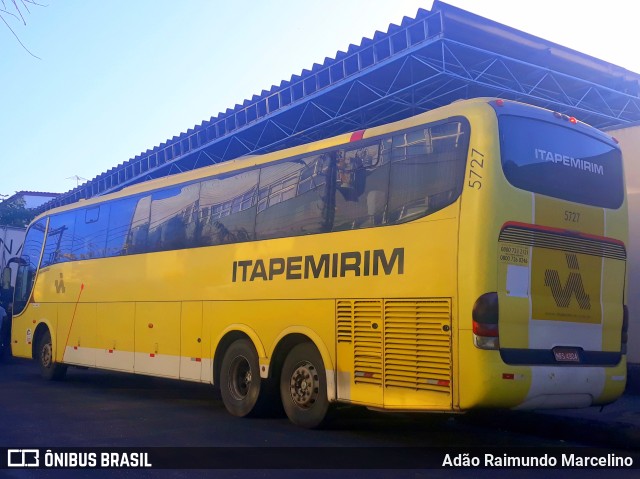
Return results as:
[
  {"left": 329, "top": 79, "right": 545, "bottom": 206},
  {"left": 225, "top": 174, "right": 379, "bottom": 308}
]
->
[{"left": 472, "top": 292, "right": 499, "bottom": 350}]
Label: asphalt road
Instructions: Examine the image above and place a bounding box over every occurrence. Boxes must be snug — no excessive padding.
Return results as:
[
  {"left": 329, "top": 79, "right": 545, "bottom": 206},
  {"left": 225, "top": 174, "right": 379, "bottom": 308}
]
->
[{"left": 0, "top": 356, "right": 636, "bottom": 479}]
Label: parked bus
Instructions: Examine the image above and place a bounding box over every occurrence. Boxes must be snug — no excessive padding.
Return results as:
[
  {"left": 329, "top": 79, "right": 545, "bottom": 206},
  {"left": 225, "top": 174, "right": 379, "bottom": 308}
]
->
[{"left": 9, "top": 98, "right": 628, "bottom": 428}]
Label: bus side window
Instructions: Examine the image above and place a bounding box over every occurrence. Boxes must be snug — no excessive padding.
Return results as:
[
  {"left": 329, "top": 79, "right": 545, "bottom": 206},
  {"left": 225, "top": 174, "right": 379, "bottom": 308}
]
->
[
  {"left": 72, "top": 205, "right": 110, "bottom": 260},
  {"left": 148, "top": 184, "right": 200, "bottom": 253},
  {"left": 105, "top": 195, "right": 151, "bottom": 257},
  {"left": 199, "top": 169, "right": 259, "bottom": 246},
  {"left": 386, "top": 121, "right": 467, "bottom": 224},
  {"left": 41, "top": 212, "right": 76, "bottom": 267},
  {"left": 332, "top": 142, "right": 388, "bottom": 231},
  {"left": 255, "top": 156, "right": 327, "bottom": 240}
]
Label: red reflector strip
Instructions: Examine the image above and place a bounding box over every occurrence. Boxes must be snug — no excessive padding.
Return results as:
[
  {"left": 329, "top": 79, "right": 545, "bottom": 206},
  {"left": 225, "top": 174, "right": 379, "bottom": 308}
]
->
[
  {"left": 350, "top": 130, "right": 365, "bottom": 142},
  {"left": 426, "top": 379, "right": 450, "bottom": 387},
  {"left": 502, "top": 373, "right": 515, "bottom": 380},
  {"left": 73, "top": 346, "right": 78, "bottom": 350},
  {"left": 354, "top": 371, "right": 375, "bottom": 378},
  {"left": 149, "top": 353, "right": 155, "bottom": 358},
  {"left": 191, "top": 358, "right": 202, "bottom": 362},
  {"left": 108, "top": 349, "right": 114, "bottom": 354}
]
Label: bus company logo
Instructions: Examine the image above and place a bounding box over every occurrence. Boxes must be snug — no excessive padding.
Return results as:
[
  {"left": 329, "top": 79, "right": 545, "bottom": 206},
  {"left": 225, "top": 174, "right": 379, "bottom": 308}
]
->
[
  {"left": 534, "top": 148, "right": 605, "bottom": 176},
  {"left": 232, "top": 247, "right": 404, "bottom": 282},
  {"left": 55, "top": 273, "right": 66, "bottom": 294},
  {"left": 544, "top": 253, "right": 591, "bottom": 310},
  {"left": 7, "top": 449, "right": 39, "bottom": 467}
]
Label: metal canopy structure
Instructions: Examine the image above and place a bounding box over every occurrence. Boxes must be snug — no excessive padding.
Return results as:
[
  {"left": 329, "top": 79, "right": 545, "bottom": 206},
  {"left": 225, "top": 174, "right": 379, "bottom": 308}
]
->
[{"left": 43, "top": 0, "right": 640, "bottom": 211}]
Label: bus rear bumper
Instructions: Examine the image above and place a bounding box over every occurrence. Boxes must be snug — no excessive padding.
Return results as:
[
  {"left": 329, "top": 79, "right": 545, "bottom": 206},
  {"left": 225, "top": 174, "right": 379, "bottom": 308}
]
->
[
  {"left": 513, "top": 393, "right": 593, "bottom": 410},
  {"left": 458, "top": 332, "right": 627, "bottom": 410},
  {"left": 511, "top": 364, "right": 626, "bottom": 410}
]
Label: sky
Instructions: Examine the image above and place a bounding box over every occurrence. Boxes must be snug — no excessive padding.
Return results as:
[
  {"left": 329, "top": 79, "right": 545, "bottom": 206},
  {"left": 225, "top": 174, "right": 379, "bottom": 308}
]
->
[{"left": 1, "top": 0, "right": 638, "bottom": 198}]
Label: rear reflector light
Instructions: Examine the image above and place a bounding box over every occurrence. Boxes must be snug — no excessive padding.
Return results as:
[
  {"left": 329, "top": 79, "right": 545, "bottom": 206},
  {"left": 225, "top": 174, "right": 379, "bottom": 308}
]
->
[
  {"left": 473, "top": 321, "right": 499, "bottom": 337},
  {"left": 474, "top": 335, "right": 500, "bottom": 350},
  {"left": 472, "top": 292, "right": 499, "bottom": 350},
  {"left": 350, "top": 130, "right": 365, "bottom": 142},
  {"left": 426, "top": 379, "right": 451, "bottom": 387},
  {"left": 552, "top": 111, "right": 579, "bottom": 124}
]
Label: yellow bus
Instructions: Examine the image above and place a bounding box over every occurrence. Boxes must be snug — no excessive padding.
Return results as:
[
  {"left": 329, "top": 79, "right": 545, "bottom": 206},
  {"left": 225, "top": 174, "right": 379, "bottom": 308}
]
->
[{"left": 10, "top": 98, "right": 628, "bottom": 428}]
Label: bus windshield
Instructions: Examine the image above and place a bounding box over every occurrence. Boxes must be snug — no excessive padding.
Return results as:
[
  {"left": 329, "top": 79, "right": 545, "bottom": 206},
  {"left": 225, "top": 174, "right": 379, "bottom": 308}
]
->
[{"left": 499, "top": 115, "right": 624, "bottom": 209}]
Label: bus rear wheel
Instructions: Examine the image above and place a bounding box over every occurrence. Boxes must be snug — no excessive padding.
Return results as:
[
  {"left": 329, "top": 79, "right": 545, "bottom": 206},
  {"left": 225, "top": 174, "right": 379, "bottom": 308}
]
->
[
  {"left": 280, "top": 342, "right": 329, "bottom": 429},
  {"left": 37, "top": 330, "right": 67, "bottom": 381},
  {"left": 220, "top": 339, "right": 264, "bottom": 417}
]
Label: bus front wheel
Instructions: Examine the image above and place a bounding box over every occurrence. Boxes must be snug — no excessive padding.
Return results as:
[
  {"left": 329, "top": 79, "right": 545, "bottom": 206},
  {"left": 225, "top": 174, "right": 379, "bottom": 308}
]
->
[
  {"left": 280, "top": 342, "right": 329, "bottom": 429},
  {"left": 37, "top": 330, "right": 67, "bottom": 381}
]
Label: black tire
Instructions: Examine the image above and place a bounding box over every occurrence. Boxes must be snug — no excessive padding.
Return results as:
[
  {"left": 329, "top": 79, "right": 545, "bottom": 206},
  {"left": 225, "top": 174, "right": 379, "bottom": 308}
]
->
[
  {"left": 37, "top": 330, "right": 67, "bottom": 381},
  {"left": 219, "top": 339, "right": 264, "bottom": 417},
  {"left": 280, "top": 342, "right": 329, "bottom": 429}
]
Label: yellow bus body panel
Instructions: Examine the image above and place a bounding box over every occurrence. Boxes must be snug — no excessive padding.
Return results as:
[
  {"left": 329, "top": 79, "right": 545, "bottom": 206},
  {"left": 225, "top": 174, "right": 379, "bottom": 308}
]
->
[{"left": 10, "top": 98, "right": 627, "bottom": 413}]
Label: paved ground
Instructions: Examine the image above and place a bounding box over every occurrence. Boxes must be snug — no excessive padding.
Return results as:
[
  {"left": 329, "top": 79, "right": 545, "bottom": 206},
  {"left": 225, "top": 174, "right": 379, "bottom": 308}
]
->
[
  {"left": 511, "top": 363, "right": 640, "bottom": 450},
  {"left": 458, "top": 363, "right": 640, "bottom": 452},
  {"left": 0, "top": 357, "right": 637, "bottom": 478}
]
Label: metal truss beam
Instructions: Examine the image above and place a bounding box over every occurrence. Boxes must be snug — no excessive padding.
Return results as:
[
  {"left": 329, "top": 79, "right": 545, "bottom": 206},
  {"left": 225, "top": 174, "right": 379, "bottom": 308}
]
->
[{"left": 44, "top": 7, "right": 640, "bottom": 211}]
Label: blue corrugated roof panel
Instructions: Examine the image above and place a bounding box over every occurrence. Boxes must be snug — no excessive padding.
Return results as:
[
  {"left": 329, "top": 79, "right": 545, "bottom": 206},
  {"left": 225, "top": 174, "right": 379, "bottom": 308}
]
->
[{"left": 41, "top": 0, "right": 640, "bottom": 210}]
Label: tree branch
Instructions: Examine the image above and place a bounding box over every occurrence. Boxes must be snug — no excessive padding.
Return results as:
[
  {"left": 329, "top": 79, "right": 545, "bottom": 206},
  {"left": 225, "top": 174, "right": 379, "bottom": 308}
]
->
[{"left": 1, "top": 0, "right": 45, "bottom": 59}]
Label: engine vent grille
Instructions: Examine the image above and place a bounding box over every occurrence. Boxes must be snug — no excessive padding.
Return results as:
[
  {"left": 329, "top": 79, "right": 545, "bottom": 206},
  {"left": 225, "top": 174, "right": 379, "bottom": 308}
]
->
[{"left": 337, "top": 299, "right": 452, "bottom": 392}]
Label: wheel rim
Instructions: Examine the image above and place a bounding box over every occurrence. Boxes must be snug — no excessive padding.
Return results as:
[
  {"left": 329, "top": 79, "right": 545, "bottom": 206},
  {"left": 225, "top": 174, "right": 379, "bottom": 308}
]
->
[
  {"left": 41, "top": 341, "right": 52, "bottom": 369},
  {"left": 288, "top": 360, "right": 319, "bottom": 410},
  {"left": 227, "top": 355, "right": 252, "bottom": 401}
]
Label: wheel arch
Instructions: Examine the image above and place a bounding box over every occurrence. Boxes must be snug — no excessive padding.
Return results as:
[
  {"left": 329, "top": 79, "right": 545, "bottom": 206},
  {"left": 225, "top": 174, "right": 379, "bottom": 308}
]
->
[
  {"left": 212, "top": 324, "right": 266, "bottom": 387},
  {"left": 268, "top": 327, "right": 336, "bottom": 401},
  {"left": 32, "top": 321, "right": 54, "bottom": 360}
]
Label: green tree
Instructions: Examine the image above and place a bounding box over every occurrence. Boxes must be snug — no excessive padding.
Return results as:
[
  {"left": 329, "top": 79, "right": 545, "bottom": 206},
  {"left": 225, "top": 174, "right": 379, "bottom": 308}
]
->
[{"left": 0, "top": 198, "right": 36, "bottom": 227}]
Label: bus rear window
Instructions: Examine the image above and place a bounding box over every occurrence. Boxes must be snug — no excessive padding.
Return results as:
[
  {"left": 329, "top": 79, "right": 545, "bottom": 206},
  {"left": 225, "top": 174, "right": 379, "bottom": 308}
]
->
[{"left": 499, "top": 116, "right": 624, "bottom": 209}]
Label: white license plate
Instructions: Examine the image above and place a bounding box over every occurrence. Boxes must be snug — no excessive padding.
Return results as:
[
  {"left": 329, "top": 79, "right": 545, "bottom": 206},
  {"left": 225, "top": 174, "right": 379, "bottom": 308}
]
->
[{"left": 553, "top": 347, "right": 581, "bottom": 363}]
